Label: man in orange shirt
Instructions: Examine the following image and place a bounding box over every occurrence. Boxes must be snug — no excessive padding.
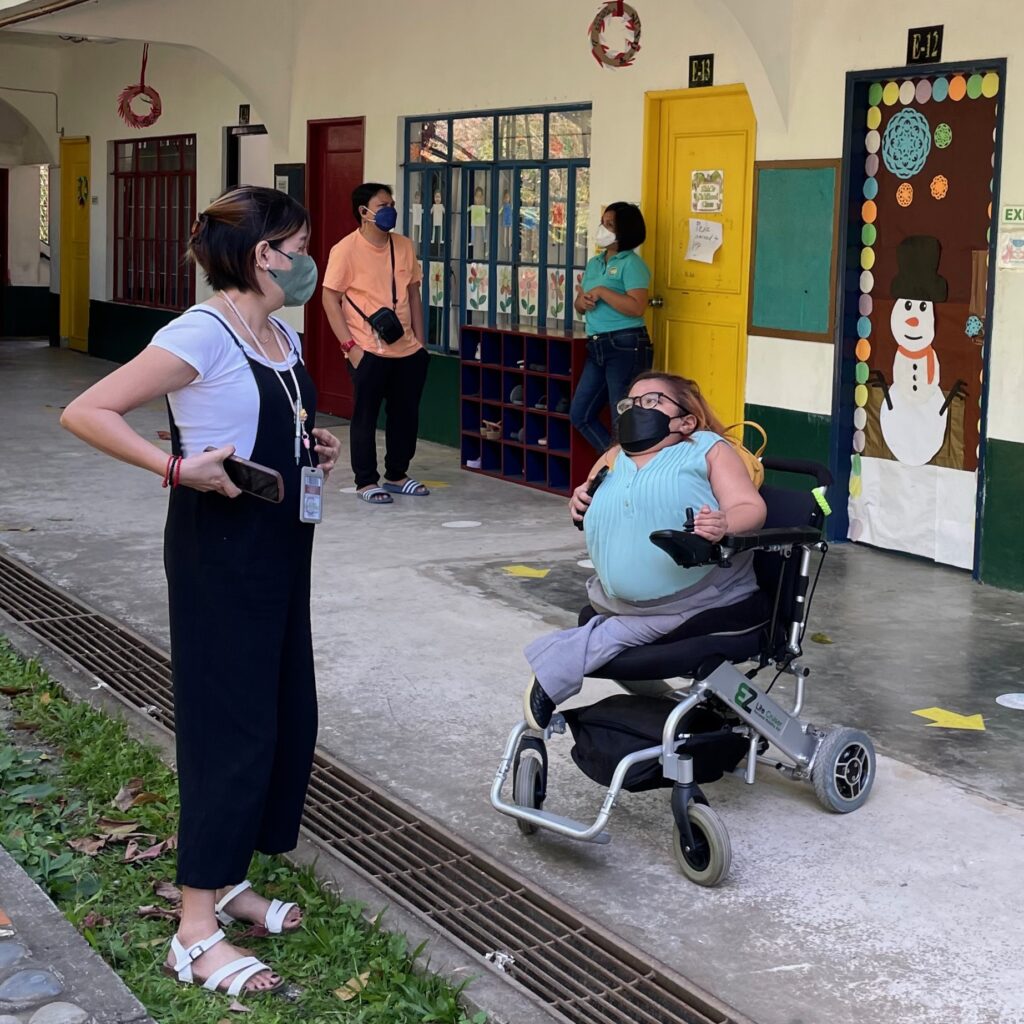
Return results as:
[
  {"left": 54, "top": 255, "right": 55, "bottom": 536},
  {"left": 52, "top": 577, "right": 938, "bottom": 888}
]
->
[{"left": 323, "top": 183, "right": 430, "bottom": 504}]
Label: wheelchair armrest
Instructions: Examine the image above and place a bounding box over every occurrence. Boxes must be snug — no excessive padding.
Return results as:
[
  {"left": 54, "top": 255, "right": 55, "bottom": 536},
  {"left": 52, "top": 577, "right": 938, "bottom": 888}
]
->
[
  {"left": 649, "top": 530, "right": 721, "bottom": 568},
  {"left": 720, "top": 526, "right": 823, "bottom": 554}
]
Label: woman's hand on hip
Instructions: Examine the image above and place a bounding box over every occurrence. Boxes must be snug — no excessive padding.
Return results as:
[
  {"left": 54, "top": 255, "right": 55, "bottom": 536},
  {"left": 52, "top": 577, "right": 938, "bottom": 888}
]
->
[
  {"left": 178, "top": 445, "right": 241, "bottom": 498},
  {"left": 312, "top": 428, "right": 342, "bottom": 478},
  {"left": 569, "top": 482, "right": 593, "bottom": 524},
  {"left": 693, "top": 504, "right": 728, "bottom": 543}
]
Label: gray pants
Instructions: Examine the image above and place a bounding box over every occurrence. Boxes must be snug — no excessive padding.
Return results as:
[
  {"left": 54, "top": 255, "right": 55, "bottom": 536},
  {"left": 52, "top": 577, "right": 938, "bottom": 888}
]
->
[{"left": 524, "top": 555, "right": 757, "bottom": 705}]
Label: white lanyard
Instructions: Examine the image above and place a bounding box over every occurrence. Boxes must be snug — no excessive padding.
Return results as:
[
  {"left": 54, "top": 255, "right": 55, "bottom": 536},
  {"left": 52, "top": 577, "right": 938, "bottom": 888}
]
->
[{"left": 220, "top": 293, "right": 310, "bottom": 464}]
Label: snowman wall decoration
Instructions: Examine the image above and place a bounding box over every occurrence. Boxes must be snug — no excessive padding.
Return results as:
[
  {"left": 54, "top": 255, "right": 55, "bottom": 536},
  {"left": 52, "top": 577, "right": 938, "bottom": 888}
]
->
[{"left": 869, "top": 235, "right": 966, "bottom": 467}]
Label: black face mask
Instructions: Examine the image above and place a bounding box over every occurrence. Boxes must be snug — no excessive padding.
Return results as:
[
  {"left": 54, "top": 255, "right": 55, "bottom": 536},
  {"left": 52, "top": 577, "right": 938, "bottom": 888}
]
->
[{"left": 617, "top": 406, "right": 673, "bottom": 453}]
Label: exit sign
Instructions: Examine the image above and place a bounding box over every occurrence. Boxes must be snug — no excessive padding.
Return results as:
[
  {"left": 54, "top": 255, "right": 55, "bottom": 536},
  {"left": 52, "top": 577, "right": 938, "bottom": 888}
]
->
[
  {"left": 689, "top": 53, "right": 714, "bottom": 88},
  {"left": 906, "top": 24, "right": 943, "bottom": 65},
  {"left": 1001, "top": 205, "right": 1024, "bottom": 225}
]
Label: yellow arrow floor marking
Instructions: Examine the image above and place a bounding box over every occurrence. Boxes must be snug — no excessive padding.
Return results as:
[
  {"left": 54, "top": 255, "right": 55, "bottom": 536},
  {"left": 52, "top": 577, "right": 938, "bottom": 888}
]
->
[
  {"left": 912, "top": 707, "right": 986, "bottom": 730},
  {"left": 502, "top": 565, "right": 551, "bottom": 579},
  {"left": 419, "top": 480, "right": 450, "bottom": 488}
]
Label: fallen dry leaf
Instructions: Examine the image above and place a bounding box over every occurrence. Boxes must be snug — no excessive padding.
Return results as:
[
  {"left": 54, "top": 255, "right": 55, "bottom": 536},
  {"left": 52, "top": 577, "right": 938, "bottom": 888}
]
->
[
  {"left": 228, "top": 1000, "right": 251, "bottom": 1013},
  {"left": 125, "top": 834, "right": 177, "bottom": 864},
  {"left": 153, "top": 880, "right": 182, "bottom": 904},
  {"left": 96, "top": 817, "right": 141, "bottom": 839},
  {"left": 80, "top": 912, "right": 111, "bottom": 929},
  {"left": 113, "top": 778, "right": 144, "bottom": 812},
  {"left": 137, "top": 904, "right": 181, "bottom": 921},
  {"left": 68, "top": 836, "right": 108, "bottom": 857},
  {"left": 0, "top": 685, "right": 29, "bottom": 696},
  {"left": 334, "top": 971, "right": 370, "bottom": 1001},
  {"left": 39, "top": 693, "right": 52, "bottom": 705},
  {"left": 11, "top": 720, "right": 39, "bottom": 732}
]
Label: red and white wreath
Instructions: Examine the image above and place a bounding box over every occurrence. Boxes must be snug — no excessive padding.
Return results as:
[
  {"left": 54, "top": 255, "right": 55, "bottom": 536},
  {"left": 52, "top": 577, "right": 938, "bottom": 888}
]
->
[
  {"left": 589, "top": 2, "right": 642, "bottom": 69},
  {"left": 117, "top": 44, "right": 163, "bottom": 130}
]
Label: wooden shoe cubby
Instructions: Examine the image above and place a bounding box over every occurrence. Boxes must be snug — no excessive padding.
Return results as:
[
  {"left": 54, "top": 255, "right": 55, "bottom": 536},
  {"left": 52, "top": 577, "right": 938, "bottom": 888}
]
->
[{"left": 459, "top": 324, "right": 597, "bottom": 496}]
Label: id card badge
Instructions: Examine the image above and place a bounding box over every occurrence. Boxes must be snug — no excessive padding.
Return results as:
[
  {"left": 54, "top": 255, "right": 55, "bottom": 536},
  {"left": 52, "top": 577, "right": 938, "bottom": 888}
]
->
[{"left": 299, "top": 466, "right": 324, "bottom": 524}]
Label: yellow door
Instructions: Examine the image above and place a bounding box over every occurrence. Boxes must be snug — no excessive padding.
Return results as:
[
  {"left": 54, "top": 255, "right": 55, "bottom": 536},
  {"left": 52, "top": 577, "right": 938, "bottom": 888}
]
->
[
  {"left": 60, "top": 137, "right": 90, "bottom": 352},
  {"left": 642, "top": 86, "right": 756, "bottom": 427}
]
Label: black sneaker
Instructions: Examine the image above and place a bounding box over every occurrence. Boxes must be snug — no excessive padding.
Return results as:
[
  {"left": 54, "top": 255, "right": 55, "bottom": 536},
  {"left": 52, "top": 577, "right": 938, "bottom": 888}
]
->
[{"left": 523, "top": 677, "right": 556, "bottom": 731}]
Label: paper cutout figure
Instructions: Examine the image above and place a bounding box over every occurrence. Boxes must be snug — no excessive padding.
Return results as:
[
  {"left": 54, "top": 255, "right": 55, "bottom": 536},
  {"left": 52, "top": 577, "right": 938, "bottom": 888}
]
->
[
  {"left": 869, "top": 236, "right": 967, "bottom": 467},
  {"left": 431, "top": 191, "right": 445, "bottom": 244},
  {"left": 468, "top": 186, "right": 489, "bottom": 258},
  {"left": 500, "top": 191, "right": 513, "bottom": 250},
  {"left": 411, "top": 190, "right": 423, "bottom": 244}
]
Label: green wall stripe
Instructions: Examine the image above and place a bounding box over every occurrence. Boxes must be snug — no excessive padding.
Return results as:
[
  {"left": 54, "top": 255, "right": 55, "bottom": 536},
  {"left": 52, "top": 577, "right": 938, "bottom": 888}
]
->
[
  {"left": 980, "top": 438, "right": 1024, "bottom": 592},
  {"left": 743, "top": 403, "right": 831, "bottom": 490},
  {"left": 416, "top": 352, "right": 459, "bottom": 448}
]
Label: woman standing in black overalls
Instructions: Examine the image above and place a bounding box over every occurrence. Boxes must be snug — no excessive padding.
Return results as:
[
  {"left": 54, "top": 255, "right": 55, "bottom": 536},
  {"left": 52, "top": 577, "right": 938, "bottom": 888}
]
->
[{"left": 62, "top": 186, "right": 341, "bottom": 998}]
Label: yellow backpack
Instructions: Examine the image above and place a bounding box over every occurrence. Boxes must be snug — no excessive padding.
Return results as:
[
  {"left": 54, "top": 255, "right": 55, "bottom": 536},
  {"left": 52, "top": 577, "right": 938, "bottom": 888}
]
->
[{"left": 721, "top": 421, "right": 767, "bottom": 489}]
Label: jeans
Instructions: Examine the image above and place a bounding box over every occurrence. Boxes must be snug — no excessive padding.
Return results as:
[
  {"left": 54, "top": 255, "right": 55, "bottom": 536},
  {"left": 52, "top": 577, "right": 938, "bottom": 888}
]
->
[{"left": 570, "top": 327, "right": 653, "bottom": 452}]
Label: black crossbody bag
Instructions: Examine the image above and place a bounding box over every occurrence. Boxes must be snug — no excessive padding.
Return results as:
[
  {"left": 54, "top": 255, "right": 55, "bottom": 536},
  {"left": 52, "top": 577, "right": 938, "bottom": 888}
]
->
[{"left": 345, "top": 236, "right": 405, "bottom": 344}]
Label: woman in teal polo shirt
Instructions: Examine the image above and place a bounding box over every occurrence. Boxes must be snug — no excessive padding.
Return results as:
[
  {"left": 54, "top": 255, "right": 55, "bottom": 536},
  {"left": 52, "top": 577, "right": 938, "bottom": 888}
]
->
[{"left": 570, "top": 202, "right": 653, "bottom": 452}]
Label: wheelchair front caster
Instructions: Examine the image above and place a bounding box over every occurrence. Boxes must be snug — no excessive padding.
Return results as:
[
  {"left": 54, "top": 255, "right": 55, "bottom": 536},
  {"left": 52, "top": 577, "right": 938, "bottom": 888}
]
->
[
  {"left": 671, "top": 802, "right": 731, "bottom": 887},
  {"left": 811, "top": 727, "right": 875, "bottom": 813},
  {"left": 512, "top": 735, "right": 547, "bottom": 835}
]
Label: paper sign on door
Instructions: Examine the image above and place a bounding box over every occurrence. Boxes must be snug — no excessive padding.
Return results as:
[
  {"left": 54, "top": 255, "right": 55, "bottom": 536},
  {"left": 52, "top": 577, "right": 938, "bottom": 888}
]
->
[{"left": 685, "top": 219, "right": 723, "bottom": 264}]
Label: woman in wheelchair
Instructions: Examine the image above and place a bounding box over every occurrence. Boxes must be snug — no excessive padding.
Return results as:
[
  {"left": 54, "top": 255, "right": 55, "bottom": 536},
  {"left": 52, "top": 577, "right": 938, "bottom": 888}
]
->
[{"left": 523, "top": 371, "right": 767, "bottom": 731}]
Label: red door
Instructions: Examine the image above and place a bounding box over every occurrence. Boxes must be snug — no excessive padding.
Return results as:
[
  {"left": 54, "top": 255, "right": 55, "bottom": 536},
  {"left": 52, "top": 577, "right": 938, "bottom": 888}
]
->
[{"left": 305, "top": 117, "right": 365, "bottom": 418}]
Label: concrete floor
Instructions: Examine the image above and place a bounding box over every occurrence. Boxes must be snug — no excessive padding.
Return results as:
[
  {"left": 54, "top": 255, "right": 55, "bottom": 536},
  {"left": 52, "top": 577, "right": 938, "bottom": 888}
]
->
[{"left": 2, "top": 339, "right": 1023, "bottom": 1024}]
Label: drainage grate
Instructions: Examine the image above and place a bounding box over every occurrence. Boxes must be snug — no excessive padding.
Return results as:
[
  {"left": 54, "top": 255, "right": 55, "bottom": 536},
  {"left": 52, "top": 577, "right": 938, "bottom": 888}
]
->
[{"left": 0, "top": 550, "right": 753, "bottom": 1024}]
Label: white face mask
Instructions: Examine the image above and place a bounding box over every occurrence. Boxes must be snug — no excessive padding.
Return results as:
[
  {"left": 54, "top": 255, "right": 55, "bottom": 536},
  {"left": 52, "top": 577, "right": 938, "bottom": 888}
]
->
[{"left": 595, "top": 224, "right": 616, "bottom": 249}]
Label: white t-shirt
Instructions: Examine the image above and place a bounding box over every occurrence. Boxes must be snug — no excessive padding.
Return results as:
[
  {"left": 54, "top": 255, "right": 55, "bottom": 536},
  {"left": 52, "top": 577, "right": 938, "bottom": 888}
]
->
[{"left": 149, "top": 304, "right": 302, "bottom": 459}]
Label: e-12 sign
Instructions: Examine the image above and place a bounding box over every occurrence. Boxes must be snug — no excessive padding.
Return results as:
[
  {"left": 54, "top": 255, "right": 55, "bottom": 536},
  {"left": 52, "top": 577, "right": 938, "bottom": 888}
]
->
[{"left": 907, "top": 25, "right": 943, "bottom": 65}]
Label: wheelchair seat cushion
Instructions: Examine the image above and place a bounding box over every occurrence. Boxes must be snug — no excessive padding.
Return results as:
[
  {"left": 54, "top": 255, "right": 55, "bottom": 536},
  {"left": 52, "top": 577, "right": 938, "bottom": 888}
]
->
[
  {"left": 563, "top": 694, "right": 748, "bottom": 793},
  {"left": 579, "top": 589, "right": 771, "bottom": 682}
]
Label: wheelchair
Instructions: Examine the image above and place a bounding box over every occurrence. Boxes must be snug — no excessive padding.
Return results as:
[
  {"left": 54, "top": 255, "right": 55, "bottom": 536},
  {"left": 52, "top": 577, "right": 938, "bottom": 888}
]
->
[{"left": 490, "top": 457, "right": 876, "bottom": 887}]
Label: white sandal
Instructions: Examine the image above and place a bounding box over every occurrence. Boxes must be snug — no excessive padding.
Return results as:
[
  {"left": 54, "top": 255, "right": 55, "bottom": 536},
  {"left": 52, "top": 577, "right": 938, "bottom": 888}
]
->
[
  {"left": 215, "top": 880, "right": 300, "bottom": 934},
  {"left": 164, "top": 929, "right": 281, "bottom": 996}
]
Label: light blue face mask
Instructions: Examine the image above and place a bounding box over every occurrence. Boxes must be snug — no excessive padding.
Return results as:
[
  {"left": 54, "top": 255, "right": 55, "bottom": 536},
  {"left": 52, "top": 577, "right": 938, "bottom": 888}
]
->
[{"left": 268, "top": 246, "right": 319, "bottom": 307}]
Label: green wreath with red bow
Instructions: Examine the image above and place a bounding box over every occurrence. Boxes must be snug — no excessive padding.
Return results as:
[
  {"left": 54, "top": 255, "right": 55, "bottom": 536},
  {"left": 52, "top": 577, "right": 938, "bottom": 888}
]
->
[{"left": 589, "top": 2, "right": 642, "bottom": 69}]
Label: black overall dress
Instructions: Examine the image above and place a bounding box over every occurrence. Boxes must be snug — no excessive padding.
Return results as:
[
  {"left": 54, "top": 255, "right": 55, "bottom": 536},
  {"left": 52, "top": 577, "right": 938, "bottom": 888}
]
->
[{"left": 163, "top": 311, "right": 318, "bottom": 889}]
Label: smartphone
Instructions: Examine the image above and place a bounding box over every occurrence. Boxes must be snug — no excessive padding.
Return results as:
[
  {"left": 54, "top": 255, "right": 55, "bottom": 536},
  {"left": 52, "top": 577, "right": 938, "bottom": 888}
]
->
[
  {"left": 203, "top": 449, "right": 284, "bottom": 503},
  {"left": 574, "top": 465, "right": 609, "bottom": 531}
]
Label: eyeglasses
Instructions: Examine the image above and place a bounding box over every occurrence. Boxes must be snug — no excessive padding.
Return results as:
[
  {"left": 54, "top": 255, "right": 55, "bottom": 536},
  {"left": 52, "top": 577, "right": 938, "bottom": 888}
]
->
[{"left": 615, "top": 392, "right": 687, "bottom": 416}]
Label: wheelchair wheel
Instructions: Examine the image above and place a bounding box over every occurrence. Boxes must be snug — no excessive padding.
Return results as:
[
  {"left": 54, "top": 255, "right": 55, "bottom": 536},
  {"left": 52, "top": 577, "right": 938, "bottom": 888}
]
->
[
  {"left": 512, "top": 738, "right": 546, "bottom": 836},
  {"left": 811, "top": 727, "right": 875, "bottom": 813},
  {"left": 672, "top": 803, "right": 731, "bottom": 887}
]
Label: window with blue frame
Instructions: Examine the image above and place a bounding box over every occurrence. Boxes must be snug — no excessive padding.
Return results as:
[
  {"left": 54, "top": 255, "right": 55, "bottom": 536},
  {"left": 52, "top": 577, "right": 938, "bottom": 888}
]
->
[{"left": 403, "top": 105, "right": 591, "bottom": 353}]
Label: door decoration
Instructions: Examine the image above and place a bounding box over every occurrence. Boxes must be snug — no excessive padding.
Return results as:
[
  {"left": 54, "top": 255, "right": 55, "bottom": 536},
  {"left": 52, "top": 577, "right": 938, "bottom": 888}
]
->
[
  {"left": 117, "top": 44, "right": 163, "bottom": 130},
  {"left": 588, "top": 2, "right": 641, "bottom": 69},
  {"left": 848, "top": 71, "right": 1000, "bottom": 569},
  {"left": 548, "top": 269, "right": 566, "bottom": 318}
]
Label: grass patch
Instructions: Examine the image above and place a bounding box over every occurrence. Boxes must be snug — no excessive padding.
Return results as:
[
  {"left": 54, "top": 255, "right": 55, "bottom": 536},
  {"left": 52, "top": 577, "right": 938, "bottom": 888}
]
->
[{"left": 0, "top": 640, "right": 486, "bottom": 1024}]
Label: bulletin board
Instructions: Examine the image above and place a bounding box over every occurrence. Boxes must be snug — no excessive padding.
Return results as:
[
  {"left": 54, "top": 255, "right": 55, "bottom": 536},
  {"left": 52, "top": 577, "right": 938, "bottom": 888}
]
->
[
  {"left": 748, "top": 159, "right": 840, "bottom": 342},
  {"left": 273, "top": 163, "right": 306, "bottom": 206}
]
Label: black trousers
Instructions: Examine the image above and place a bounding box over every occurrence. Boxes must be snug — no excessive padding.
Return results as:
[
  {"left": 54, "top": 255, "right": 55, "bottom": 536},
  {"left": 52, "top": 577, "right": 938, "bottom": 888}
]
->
[
  {"left": 347, "top": 347, "right": 430, "bottom": 488},
  {"left": 165, "top": 488, "right": 318, "bottom": 889}
]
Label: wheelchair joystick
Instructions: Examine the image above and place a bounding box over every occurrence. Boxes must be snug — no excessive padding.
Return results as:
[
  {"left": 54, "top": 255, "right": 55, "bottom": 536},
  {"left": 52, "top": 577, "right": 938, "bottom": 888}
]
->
[{"left": 684, "top": 507, "right": 696, "bottom": 533}]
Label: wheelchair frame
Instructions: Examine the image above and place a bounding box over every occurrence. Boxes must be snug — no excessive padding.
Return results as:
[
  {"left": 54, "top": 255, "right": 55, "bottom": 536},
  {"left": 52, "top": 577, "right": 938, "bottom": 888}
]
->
[{"left": 491, "top": 490, "right": 876, "bottom": 887}]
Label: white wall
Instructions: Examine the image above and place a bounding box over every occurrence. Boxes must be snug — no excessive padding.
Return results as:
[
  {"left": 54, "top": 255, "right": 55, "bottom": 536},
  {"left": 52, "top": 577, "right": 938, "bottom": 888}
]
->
[
  {"left": 4, "top": 1, "right": 1022, "bottom": 443},
  {"left": 7, "top": 164, "right": 48, "bottom": 286},
  {"left": 53, "top": 40, "right": 260, "bottom": 305}
]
